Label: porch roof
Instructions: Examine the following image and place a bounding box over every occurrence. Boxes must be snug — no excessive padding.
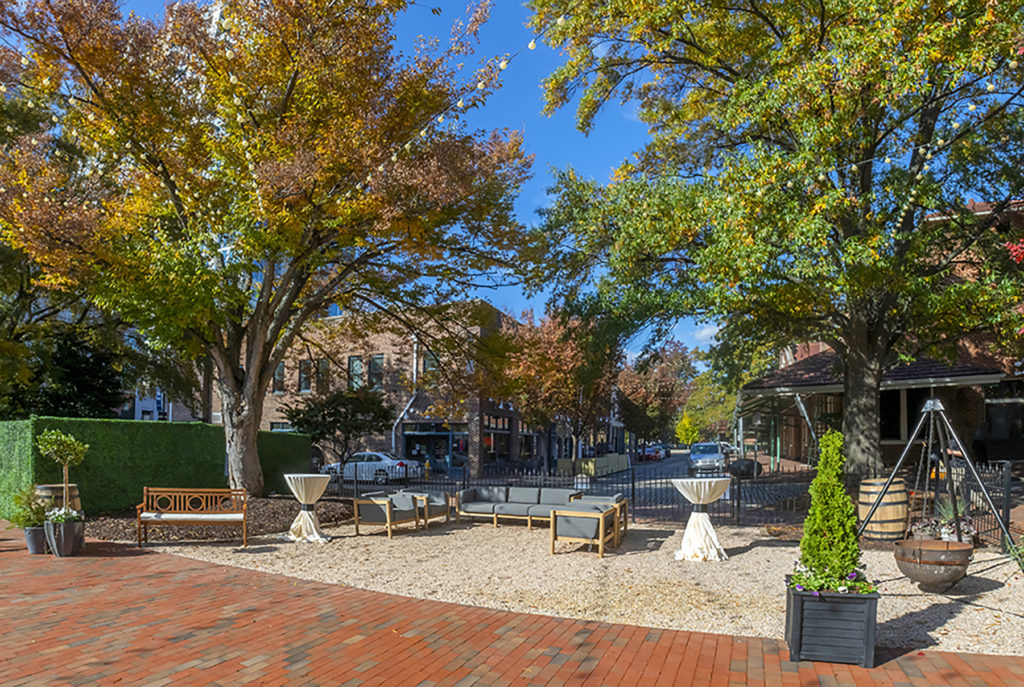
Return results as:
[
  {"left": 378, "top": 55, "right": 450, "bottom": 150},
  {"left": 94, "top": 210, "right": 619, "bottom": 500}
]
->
[{"left": 742, "top": 351, "right": 1005, "bottom": 397}]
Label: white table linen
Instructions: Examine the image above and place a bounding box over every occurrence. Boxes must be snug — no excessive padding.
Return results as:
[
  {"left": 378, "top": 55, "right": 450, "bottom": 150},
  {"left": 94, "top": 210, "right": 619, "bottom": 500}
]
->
[
  {"left": 671, "top": 477, "right": 732, "bottom": 561},
  {"left": 285, "top": 474, "right": 332, "bottom": 543}
]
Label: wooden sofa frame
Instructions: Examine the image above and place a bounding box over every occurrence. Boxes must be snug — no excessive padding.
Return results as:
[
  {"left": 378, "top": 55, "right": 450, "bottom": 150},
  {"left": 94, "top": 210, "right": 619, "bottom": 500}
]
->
[
  {"left": 136, "top": 487, "right": 247, "bottom": 547},
  {"left": 353, "top": 494, "right": 421, "bottom": 538}
]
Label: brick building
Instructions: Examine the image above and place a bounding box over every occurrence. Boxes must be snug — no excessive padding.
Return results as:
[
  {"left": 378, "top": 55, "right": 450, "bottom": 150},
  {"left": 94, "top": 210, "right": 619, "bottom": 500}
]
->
[{"left": 212, "top": 302, "right": 564, "bottom": 475}]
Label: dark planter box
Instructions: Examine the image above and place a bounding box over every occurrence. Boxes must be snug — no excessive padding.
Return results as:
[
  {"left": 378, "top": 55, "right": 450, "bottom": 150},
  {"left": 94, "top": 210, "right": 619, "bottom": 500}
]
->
[
  {"left": 44, "top": 521, "right": 85, "bottom": 558},
  {"left": 785, "top": 584, "right": 878, "bottom": 668}
]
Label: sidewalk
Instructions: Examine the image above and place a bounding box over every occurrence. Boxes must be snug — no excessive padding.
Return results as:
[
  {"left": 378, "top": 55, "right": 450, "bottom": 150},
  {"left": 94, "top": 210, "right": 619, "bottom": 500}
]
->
[{"left": 1, "top": 526, "right": 1022, "bottom": 686}]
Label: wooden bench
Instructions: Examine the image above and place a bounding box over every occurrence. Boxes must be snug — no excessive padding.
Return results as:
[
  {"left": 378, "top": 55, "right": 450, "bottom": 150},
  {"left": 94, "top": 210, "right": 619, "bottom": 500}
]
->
[{"left": 136, "top": 487, "right": 248, "bottom": 547}]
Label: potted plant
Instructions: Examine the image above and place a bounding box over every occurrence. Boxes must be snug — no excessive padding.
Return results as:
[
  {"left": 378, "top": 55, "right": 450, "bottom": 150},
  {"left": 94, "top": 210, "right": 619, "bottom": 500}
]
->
[
  {"left": 6, "top": 485, "right": 51, "bottom": 554},
  {"left": 785, "top": 430, "right": 878, "bottom": 668},
  {"left": 934, "top": 496, "right": 977, "bottom": 544},
  {"left": 44, "top": 506, "right": 85, "bottom": 557},
  {"left": 35, "top": 429, "right": 88, "bottom": 555}
]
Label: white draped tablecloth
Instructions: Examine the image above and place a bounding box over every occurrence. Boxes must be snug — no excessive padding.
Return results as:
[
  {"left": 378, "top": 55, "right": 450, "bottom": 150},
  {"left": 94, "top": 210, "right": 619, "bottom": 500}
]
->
[
  {"left": 671, "top": 477, "right": 732, "bottom": 561},
  {"left": 285, "top": 474, "right": 333, "bottom": 543}
]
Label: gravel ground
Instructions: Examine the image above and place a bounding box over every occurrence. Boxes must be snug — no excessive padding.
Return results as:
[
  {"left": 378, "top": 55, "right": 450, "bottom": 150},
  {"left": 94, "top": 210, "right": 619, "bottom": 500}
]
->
[{"left": 130, "top": 517, "right": 1024, "bottom": 656}]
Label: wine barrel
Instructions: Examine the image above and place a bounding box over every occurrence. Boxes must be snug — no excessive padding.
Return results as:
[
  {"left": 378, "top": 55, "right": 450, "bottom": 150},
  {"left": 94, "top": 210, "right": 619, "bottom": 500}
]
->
[
  {"left": 35, "top": 484, "right": 82, "bottom": 511},
  {"left": 858, "top": 478, "right": 908, "bottom": 541}
]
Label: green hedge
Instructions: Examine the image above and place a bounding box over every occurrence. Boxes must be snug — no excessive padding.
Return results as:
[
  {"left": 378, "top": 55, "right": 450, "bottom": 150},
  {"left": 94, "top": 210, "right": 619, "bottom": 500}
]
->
[
  {"left": 0, "top": 420, "right": 34, "bottom": 519},
  {"left": 0, "top": 417, "right": 311, "bottom": 517}
]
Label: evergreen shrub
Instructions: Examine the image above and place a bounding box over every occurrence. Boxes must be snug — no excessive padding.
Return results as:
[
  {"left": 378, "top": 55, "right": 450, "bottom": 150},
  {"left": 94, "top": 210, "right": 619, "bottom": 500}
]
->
[{"left": 791, "top": 430, "right": 875, "bottom": 594}]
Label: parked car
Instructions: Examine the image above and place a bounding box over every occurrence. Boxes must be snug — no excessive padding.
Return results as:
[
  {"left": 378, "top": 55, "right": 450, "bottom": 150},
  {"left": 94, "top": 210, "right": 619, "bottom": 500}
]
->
[
  {"left": 719, "top": 442, "right": 741, "bottom": 457},
  {"left": 320, "top": 451, "right": 423, "bottom": 485},
  {"left": 689, "top": 442, "right": 728, "bottom": 474},
  {"left": 640, "top": 444, "right": 669, "bottom": 461}
]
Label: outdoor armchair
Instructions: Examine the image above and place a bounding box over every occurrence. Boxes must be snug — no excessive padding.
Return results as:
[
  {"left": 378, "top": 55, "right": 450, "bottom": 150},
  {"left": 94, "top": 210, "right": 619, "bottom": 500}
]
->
[{"left": 353, "top": 491, "right": 420, "bottom": 538}]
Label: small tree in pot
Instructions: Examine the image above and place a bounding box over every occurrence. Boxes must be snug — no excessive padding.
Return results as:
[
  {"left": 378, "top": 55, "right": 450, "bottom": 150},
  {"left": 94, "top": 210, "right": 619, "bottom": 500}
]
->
[
  {"left": 35, "top": 430, "right": 88, "bottom": 556},
  {"left": 786, "top": 430, "right": 878, "bottom": 667}
]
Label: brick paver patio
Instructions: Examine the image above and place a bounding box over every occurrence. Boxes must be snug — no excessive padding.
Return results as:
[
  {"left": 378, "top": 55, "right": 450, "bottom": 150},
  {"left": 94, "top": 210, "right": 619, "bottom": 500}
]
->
[{"left": 1, "top": 526, "right": 1022, "bottom": 687}]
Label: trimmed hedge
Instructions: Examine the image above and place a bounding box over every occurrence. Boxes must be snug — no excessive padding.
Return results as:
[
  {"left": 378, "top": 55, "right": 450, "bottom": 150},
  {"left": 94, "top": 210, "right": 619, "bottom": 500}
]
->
[
  {"left": 0, "top": 420, "right": 34, "bottom": 520},
  {"left": 0, "top": 417, "right": 311, "bottom": 517}
]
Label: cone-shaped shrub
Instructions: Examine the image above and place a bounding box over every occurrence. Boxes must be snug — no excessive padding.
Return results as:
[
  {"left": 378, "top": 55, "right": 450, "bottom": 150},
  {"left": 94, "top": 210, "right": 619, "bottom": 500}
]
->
[{"left": 791, "top": 430, "right": 874, "bottom": 593}]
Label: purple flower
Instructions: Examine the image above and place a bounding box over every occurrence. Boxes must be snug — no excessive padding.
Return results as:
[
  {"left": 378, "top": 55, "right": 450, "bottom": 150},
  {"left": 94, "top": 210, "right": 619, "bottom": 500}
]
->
[
  {"left": 811, "top": 590, "right": 820, "bottom": 596},
  {"left": 847, "top": 572, "right": 857, "bottom": 580},
  {"left": 795, "top": 584, "right": 805, "bottom": 591}
]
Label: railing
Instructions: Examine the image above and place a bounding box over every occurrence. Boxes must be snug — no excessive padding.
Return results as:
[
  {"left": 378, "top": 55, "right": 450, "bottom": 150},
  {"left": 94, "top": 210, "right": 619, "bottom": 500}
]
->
[{"left": 319, "top": 461, "right": 820, "bottom": 526}]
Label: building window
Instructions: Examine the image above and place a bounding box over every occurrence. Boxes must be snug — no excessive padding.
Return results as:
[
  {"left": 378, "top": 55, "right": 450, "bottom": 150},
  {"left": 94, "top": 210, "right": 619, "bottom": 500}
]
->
[
  {"left": 316, "top": 359, "right": 330, "bottom": 394},
  {"left": 270, "top": 422, "right": 292, "bottom": 432},
  {"left": 272, "top": 362, "right": 285, "bottom": 393},
  {"left": 348, "top": 355, "right": 364, "bottom": 390},
  {"left": 423, "top": 351, "right": 439, "bottom": 374},
  {"left": 298, "top": 360, "right": 313, "bottom": 393},
  {"left": 369, "top": 354, "right": 384, "bottom": 390}
]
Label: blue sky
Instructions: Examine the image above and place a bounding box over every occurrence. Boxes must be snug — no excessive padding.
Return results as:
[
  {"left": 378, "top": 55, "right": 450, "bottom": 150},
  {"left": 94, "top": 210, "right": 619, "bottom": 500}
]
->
[{"left": 125, "top": 1, "right": 713, "bottom": 351}]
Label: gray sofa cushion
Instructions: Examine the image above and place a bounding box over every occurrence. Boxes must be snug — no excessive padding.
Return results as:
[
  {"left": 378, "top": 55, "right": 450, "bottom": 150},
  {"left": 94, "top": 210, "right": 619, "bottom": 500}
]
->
[
  {"left": 494, "top": 502, "right": 533, "bottom": 516},
  {"left": 476, "top": 486, "right": 508, "bottom": 503},
  {"left": 507, "top": 487, "right": 540, "bottom": 504},
  {"left": 554, "top": 507, "right": 616, "bottom": 540},
  {"left": 539, "top": 488, "right": 581, "bottom": 505},
  {"left": 526, "top": 504, "right": 557, "bottom": 518},
  {"left": 460, "top": 501, "right": 498, "bottom": 514},
  {"left": 357, "top": 499, "right": 417, "bottom": 523}
]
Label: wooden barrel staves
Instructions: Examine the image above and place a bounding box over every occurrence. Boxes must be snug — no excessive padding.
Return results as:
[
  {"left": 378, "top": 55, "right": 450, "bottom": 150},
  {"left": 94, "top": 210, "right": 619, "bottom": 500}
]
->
[
  {"left": 35, "top": 484, "right": 82, "bottom": 511},
  {"left": 858, "top": 478, "right": 909, "bottom": 541}
]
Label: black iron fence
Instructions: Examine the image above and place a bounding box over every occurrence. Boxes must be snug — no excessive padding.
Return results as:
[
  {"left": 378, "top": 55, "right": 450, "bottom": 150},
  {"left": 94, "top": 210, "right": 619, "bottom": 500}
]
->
[{"left": 320, "top": 461, "right": 818, "bottom": 526}]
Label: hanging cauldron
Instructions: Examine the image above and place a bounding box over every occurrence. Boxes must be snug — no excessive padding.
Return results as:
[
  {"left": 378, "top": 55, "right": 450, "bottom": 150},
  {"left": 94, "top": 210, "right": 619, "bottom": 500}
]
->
[{"left": 893, "top": 539, "right": 973, "bottom": 592}]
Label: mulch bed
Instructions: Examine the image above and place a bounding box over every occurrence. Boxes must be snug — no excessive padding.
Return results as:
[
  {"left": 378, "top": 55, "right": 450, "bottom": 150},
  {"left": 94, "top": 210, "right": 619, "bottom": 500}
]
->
[{"left": 86, "top": 495, "right": 353, "bottom": 544}]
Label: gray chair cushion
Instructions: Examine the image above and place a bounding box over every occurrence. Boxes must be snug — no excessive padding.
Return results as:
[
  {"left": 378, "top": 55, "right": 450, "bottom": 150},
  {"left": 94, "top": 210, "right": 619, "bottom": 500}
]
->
[
  {"left": 539, "top": 488, "right": 581, "bottom": 505},
  {"left": 357, "top": 502, "right": 389, "bottom": 524},
  {"left": 555, "top": 513, "right": 600, "bottom": 539},
  {"left": 460, "top": 501, "right": 497, "bottom": 514},
  {"left": 494, "top": 502, "right": 532, "bottom": 516},
  {"left": 507, "top": 487, "right": 540, "bottom": 504},
  {"left": 390, "top": 492, "right": 417, "bottom": 510},
  {"left": 577, "top": 492, "right": 624, "bottom": 503},
  {"left": 475, "top": 486, "right": 508, "bottom": 503},
  {"left": 457, "top": 488, "right": 477, "bottom": 503}
]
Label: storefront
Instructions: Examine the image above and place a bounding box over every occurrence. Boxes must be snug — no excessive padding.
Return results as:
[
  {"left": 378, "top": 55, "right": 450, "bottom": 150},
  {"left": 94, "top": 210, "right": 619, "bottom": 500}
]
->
[{"left": 402, "top": 422, "right": 469, "bottom": 473}]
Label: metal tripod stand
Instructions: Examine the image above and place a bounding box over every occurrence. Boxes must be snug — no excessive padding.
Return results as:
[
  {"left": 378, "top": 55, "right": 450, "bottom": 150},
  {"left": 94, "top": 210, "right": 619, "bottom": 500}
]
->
[{"left": 857, "top": 399, "right": 1015, "bottom": 547}]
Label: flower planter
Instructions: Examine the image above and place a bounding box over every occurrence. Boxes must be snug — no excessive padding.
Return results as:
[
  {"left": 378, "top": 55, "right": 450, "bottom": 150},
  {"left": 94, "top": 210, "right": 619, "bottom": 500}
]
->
[
  {"left": 24, "top": 526, "right": 47, "bottom": 554},
  {"left": 893, "top": 539, "right": 973, "bottom": 592},
  {"left": 44, "top": 521, "right": 84, "bottom": 558},
  {"left": 785, "top": 584, "right": 878, "bottom": 668}
]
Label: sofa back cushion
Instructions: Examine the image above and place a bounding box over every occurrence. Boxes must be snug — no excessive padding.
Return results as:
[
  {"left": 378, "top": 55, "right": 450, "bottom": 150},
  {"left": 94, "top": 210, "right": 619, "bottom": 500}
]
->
[
  {"left": 475, "top": 486, "right": 508, "bottom": 503},
  {"left": 507, "top": 487, "right": 540, "bottom": 504},
  {"left": 539, "top": 488, "right": 578, "bottom": 505}
]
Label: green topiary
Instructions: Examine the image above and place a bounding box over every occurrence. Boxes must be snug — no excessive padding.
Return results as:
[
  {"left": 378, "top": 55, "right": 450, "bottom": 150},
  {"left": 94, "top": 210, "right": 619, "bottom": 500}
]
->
[
  {"left": 791, "top": 430, "right": 874, "bottom": 594},
  {"left": 36, "top": 429, "right": 88, "bottom": 512}
]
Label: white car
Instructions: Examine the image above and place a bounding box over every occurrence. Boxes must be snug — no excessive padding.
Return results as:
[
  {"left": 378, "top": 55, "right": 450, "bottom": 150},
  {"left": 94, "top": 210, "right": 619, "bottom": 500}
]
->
[
  {"left": 321, "top": 451, "right": 423, "bottom": 484},
  {"left": 689, "top": 442, "right": 728, "bottom": 474}
]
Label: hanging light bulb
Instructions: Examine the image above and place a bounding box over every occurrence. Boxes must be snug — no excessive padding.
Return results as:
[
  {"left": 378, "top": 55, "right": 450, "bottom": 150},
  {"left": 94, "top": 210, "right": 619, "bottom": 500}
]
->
[
  {"left": 225, "top": 49, "right": 234, "bottom": 59},
  {"left": 528, "top": 39, "right": 537, "bottom": 50},
  {"left": 420, "top": 129, "right": 427, "bottom": 137},
  {"left": 951, "top": 121, "right": 960, "bottom": 129},
  {"left": 457, "top": 98, "right": 464, "bottom": 108},
  {"left": 849, "top": 164, "right": 858, "bottom": 173},
  {"left": 987, "top": 82, "right": 996, "bottom": 92},
  {"left": 817, "top": 173, "right": 826, "bottom": 182},
  {"left": 936, "top": 138, "right": 944, "bottom": 146},
  {"left": 477, "top": 81, "right": 485, "bottom": 90},
  {"left": 499, "top": 60, "right": 508, "bottom": 70},
  {"left": 230, "top": 74, "right": 239, "bottom": 85},
  {"left": 969, "top": 103, "right": 977, "bottom": 111},
  {"left": 1011, "top": 59, "right": 1019, "bottom": 69},
  {"left": 918, "top": 146, "right": 926, "bottom": 155},
  {"left": 884, "top": 156, "right": 892, "bottom": 164},
  {"left": 557, "top": 15, "right": 566, "bottom": 26},
  {"left": 437, "top": 115, "right": 444, "bottom": 123}
]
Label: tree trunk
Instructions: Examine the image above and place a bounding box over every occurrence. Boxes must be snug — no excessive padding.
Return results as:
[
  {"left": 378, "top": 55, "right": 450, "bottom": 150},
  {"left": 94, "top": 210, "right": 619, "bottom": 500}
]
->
[
  {"left": 221, "top": 387, "right": 266, "bottom": 495},
  {"left": 840, "top": 340, "right": 884, "bottom": 477}
]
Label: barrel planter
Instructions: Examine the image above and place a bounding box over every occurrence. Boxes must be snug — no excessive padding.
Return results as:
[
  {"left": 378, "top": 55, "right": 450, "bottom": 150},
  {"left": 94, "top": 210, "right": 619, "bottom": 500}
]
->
[
  {"left": 858, "top": 478, "right": 908, "bottom": 541},
  {"left": 894, "top": 539, "right": 973, "bottom": 592},
  {"left": 35, "top": 484, "right": 82, "bottom": 511},
  {"left": 785, "top": 583, "right": 878, "bottom": 668}
]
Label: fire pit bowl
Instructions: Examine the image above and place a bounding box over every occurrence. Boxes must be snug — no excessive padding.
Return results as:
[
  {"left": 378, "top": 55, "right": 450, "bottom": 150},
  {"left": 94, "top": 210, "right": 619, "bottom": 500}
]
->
[{"left": 893, "top": 539, "right": 974, "bottom": 592}]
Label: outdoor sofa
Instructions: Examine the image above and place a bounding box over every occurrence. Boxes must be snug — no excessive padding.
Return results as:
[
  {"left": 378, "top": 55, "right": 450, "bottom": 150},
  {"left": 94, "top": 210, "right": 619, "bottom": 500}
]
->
[
  {"left": 455, "top": 486, "right": 583, "bottom": 527},
  {"left": 353, "top": 491, "right": 420, "bottom": 538}
]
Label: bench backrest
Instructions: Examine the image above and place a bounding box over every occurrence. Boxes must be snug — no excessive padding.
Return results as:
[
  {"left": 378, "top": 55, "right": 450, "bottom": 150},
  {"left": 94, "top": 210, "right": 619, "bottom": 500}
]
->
[{"left": 142, "top": 487, "right": 246, "bottom": 514}]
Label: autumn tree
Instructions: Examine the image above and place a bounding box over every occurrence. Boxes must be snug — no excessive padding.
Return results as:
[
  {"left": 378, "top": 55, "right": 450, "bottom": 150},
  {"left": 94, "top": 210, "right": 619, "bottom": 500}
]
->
[
  {"left": 284, "top": 389, "right": 395, "bottom": 465},
  {"left": 493, "top": 313, "right": 621, "bottom": 472},
  {"left": 616, "top": 340, "right": 695, "bottom": 444},
  {"left": 527, "top": 1, "right": 1024, "bottom": 473},
  {"left": 0, "top": 1, "right": 530, "bottom": 493}
]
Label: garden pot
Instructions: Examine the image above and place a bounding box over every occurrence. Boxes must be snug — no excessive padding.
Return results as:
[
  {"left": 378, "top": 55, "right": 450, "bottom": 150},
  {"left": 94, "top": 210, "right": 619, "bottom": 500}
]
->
[
  {"left": 785, "top": 583, "right": 878, "bottom": 668},
  {"left": 893, "top": 539, "right": 973, "bottom": 592},
  {"left": 44, "top": 521, "right": 84, "bottom": 558},
  {"left": 24, "top": 526, "right": 47, "bottom": 554}
]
